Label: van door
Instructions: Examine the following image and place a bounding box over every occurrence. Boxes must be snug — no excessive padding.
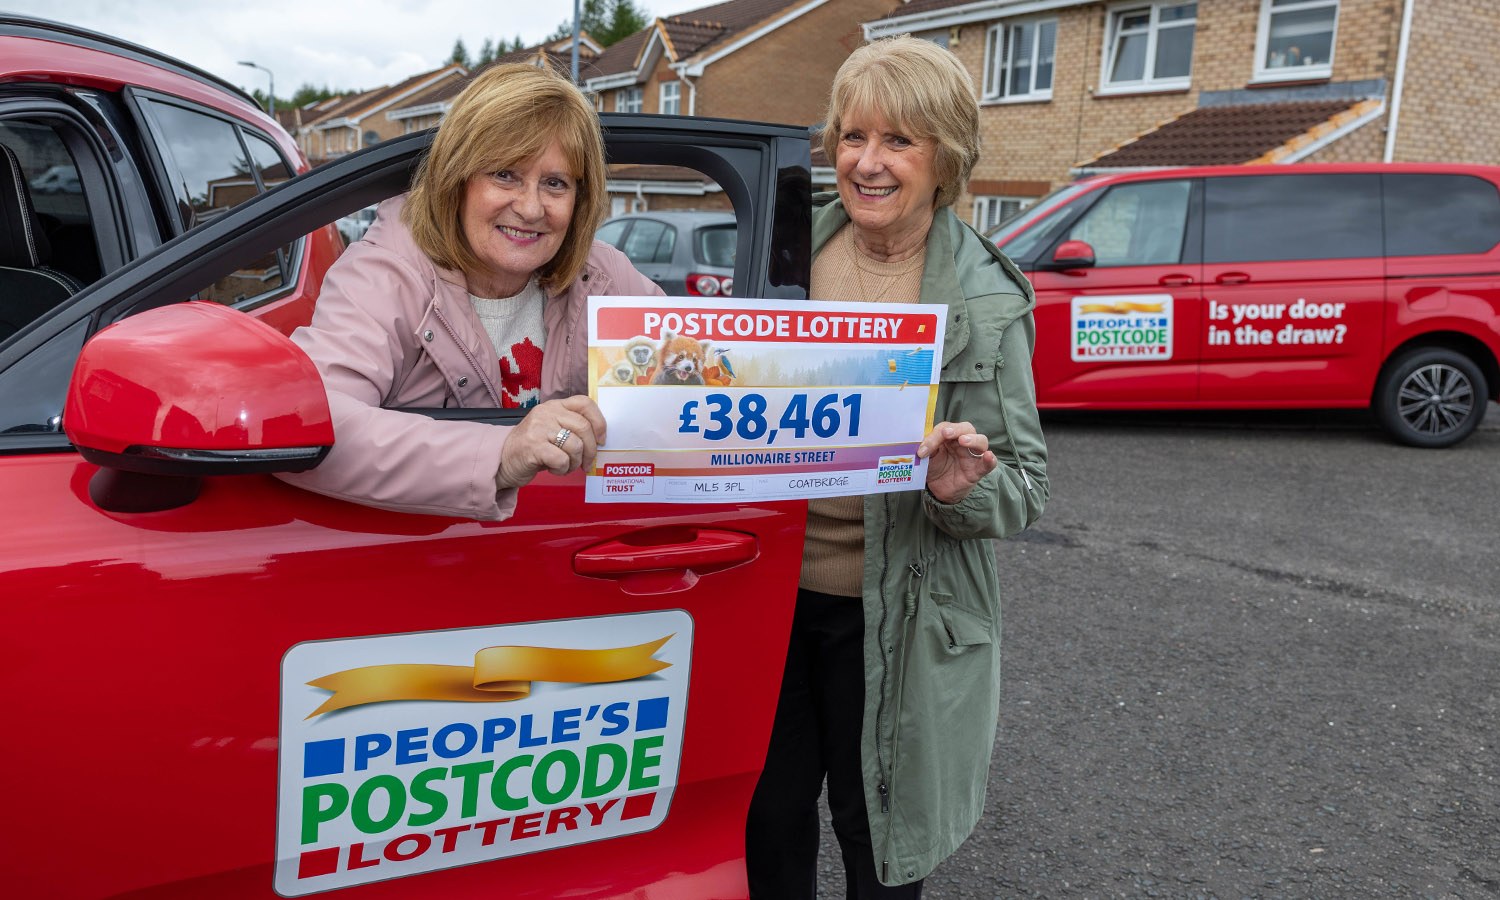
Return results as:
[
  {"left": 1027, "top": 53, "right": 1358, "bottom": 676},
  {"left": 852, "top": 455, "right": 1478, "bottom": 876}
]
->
[
  {"left": 1199, "top": 172, "right": 1384, "bottom": 404},
  {"left": 1026, "top": 177, "right": 1202, "bottom": 404}
]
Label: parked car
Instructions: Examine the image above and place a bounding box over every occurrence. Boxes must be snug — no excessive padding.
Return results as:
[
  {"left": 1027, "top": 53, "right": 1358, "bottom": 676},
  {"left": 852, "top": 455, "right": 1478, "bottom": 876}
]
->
[
  {"left": 595, "top": 209, "right": 736, "bottom": 297},
  {"left": 989, "top": 163, "right": 1500, "bottom": 447},
  {"left": 0, "top": 14, "right": 342, "bottom": 347},
  {"left": 335, "top": 204, "right": 377, "bottom": 245},
  {"left": 27, "top": 163, "right": 81, "bottom": 194},
  {"left": 0, "top": 95, "right": 812, "bottom": 899}
]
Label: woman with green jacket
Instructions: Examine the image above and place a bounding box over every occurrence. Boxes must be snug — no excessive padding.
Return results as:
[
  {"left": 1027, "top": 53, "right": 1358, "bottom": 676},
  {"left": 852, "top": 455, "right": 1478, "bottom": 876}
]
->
[{"left": 746, "top": 36, "right": 1049, "bottom": 899}]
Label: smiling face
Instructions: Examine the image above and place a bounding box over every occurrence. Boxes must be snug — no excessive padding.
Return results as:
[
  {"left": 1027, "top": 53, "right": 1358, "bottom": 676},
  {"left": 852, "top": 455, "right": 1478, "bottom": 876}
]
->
[
  {"left": 460, "top": 138, "right": 577, "bottom": 298},
  {"left": 834, "top": 108, "right": 942, "bottom": 259}
]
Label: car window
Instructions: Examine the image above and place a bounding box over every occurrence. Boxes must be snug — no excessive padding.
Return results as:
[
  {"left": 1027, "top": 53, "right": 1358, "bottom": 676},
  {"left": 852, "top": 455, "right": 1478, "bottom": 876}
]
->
[
  {"left": 142, "top": 99, "right": 256, "bottom": 231},
  {"left": 696, "top": 224, "right": 736, "bottom": 267},
  {"left": 241, "top": 131, "right": 301, "bottom": 287},
  {"left": 139, "top": 98, "right": 292, "bottom": 305},
  {"left": 1064, "top": 179, "right": 1191, "bottom": 267},
  {"left": 988, "top": 180, "right": 1094, "bottom": 252},
  {"left": 595, "top": 219, "right": 628, "bottom": 247},
  {"left": 622, "top": 219, "right": 670, "bottom": 264},
  {"left": 1383, "top": 173, "right": 1500, "bottom": 257},
  {"left": 1205, "top": 173, "right": 1381, "bottom": 263},
  {"left": 0, "top": 120, "right": 103, "bottom": 287},
  {"left": 653, "top": 221, "right": 676, "bottom": 263}
]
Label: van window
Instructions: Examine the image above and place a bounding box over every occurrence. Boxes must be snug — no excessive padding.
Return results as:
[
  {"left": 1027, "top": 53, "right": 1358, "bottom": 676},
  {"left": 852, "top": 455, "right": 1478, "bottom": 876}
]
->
[
  {"left": 1205, "top": 173, "right": 1380, "bottom": 262},
  {"left": 1064, "top": 179, "right": 1191, "bottom": 267},
  {"left": 1383, "top": 173, "right": 1500, "bottom": 257}
]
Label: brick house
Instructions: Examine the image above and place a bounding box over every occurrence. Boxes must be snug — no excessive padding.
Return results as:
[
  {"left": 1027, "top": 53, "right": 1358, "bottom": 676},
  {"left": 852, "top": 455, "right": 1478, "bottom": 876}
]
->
[
  {"left": 865, "top": 0, "right": 1500, "bottom": 232},
  {"left": 387, "top": 35, "right": 607, "bottom": 136},
  {"left": 298, "top": 64, "right": 466, "bottom": 162},
  {"left": 582, "top": 0, "right": 898, "bottom": 213}
]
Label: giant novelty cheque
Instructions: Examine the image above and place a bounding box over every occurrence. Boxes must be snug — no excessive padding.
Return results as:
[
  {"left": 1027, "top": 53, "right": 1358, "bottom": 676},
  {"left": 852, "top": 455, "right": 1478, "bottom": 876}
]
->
[{"left": 586, "top": 297, "right": 945, "bottom": 504}]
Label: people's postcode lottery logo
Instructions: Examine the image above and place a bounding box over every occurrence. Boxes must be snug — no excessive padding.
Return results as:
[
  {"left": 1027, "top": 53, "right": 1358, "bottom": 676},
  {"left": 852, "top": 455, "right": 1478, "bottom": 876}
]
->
[
  {"left": 274, "top": 611, "right": 692, "bottom": 897},
  {"left": 877, "top": 455, "right": 914, "bottom": 485}
]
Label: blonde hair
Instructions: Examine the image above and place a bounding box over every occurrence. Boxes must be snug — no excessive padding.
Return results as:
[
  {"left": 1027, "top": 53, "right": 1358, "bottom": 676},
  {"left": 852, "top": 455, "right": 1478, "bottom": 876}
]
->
[
  {"left": 404, "top": 63, "right": 608, "bottom": 293},
  {"left": 822, "top": 36, "right": 980, "bottom": 209}
]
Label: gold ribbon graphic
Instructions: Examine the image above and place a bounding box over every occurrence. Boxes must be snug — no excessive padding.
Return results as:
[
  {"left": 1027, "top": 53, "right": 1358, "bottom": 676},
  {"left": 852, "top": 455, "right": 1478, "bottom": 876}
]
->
[
  {"left": 305, "top": 635, "right": 673, "bottom": 718},
  {"left": 1078, "top": 302, "right": 1166, "bottom": 314}
]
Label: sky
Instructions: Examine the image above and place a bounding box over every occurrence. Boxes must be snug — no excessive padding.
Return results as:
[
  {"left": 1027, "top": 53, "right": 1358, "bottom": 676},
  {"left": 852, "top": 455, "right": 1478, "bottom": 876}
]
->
[{"left": 5, "top": 1, "right": 716, "bottom": 99}]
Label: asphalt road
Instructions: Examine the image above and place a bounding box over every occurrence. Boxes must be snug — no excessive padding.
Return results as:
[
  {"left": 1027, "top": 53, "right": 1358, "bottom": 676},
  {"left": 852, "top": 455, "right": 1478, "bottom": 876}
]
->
[{"left": 816, "top": 404, "right": 1500, "bottom": 900}]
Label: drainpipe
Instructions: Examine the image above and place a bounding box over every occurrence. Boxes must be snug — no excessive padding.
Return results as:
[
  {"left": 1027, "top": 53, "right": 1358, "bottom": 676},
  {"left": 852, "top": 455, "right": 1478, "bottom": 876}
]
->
[
  {"left": 676, "top": 67, "right": 698, "bottom": 116},
  {"left": 1383, "top": 0, "right": 1415, "bottom": 163}
]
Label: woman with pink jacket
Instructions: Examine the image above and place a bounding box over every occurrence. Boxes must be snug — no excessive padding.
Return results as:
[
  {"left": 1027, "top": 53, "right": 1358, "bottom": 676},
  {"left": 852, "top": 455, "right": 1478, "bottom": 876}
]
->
[{"left": 280, "top": 63, "right": 662, "bottom": 520}]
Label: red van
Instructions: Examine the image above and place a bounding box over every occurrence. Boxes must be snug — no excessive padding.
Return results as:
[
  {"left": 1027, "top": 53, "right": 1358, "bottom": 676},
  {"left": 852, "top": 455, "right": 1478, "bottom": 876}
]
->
[{"left": 991, "top": 164, "right": 1500, "bottom": 447}]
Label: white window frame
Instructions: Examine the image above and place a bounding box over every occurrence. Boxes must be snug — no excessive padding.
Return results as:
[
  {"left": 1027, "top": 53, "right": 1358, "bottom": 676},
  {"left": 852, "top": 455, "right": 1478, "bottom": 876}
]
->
[
  {"left": 982, "top": 18, "right": 1057, "bottom": 103},
  {"left": 659, "top": 80, "right": 681, "bottom": 116},
  {"left": 616, "top": 86, "right": 643, "bottom": 114},
  {"left": 1097, "top": 1, "right": 1197, "bottom": 96},
  {"left": 1252, "top": 0, "right": 1339, "bottom": 83},
  {"left": 973, "top": 195, "right": 1036, "bottom": 233}
]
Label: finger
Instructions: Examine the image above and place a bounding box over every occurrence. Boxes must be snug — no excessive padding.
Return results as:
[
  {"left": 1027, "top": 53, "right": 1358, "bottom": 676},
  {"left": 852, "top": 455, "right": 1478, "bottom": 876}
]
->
[
  {"left": 959, "top": 431, "right": 989, "bottom": 455},
  {"left": 554, "top": 410, "right": 597, "bottom": 471},
  {"left": 563, "top": 395, "right": 608, "bottom": 447},
  {"left": 918, "top": 421, "right": 956, "bottom": 459},
  {"left": 535, "top": 439, "right": 571, "bottom": 477}
]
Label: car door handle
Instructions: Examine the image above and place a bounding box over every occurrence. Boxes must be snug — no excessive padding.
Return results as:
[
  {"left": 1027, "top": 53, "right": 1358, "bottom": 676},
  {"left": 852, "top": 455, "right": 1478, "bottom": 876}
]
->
[
  {"left": 1215, "top": 272, "right": 1251, "bottom": 284},
  {"left": 574, "top": 527, "right": 757, "bottom": 593},
  {"left": 1158, "top": 274, "right": 1194, "bottom": 286}
]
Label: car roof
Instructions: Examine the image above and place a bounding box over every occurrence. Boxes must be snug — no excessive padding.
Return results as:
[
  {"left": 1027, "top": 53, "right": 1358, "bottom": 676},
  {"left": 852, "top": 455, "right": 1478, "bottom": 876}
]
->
[
  {"left": 603, "top": 210, "right": 736, "bottom": 227},
  {"left": 1072, "top": 161, "right": 1500, "bottom": 188},
  {"left": 0, "top": 14, "right": 259, "bottom": 107}
]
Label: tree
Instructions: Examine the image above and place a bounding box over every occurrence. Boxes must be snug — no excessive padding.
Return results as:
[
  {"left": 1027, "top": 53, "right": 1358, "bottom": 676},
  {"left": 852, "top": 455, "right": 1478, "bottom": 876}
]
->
[
  {"left": 448, "top": 38, "right": 471, "bottom": 68},
  {"left": 289, "top": 83, "right": 339, "bottom": 107},
  {"left": 477, "top": 38, "right": 497, "bottom": 65},
  {"left": 549, "top": 0, "right": 649, "bottom": 47},
  {"left": 250, "top": 83, "right": 340, "bottom": 113},
  {"left": 598, "top": 0, "right": 651, "bottom": 46}
]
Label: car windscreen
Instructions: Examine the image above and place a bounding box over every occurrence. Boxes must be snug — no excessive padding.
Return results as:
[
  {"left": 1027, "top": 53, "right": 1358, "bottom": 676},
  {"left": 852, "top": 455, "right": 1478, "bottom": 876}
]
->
[
  {"left": 988, "top": 181, "right": 1096, "bottom": 257},
  {"left": 696, "top": 223, "right": 736, "bottom": 267}
]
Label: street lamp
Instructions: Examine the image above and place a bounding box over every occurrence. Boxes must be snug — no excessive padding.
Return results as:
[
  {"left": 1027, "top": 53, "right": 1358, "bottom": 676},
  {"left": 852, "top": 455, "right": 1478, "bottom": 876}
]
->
[{"left": 238, "top": 60, "right": 274, "bottom": 116}]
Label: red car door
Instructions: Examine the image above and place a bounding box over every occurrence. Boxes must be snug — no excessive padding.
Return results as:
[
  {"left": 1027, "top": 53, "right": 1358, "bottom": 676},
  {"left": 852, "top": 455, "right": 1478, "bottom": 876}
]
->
[
  {"left": 1026, "top": 177, "right": 1202, "bottom": 406},
  {"left": 0, "top": 118, "right": 812, "bottom": 899},
  {"left": 1198, "top": 172, "right": 1385, "bottom": 405}
]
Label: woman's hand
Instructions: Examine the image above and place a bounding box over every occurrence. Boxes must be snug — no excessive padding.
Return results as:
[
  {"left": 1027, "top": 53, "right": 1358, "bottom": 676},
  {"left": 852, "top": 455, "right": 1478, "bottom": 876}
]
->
[
  {"left": 917, "top": 421, "right": 997, "bottom": 504},
  {"left": 495, "top": 395, "right": 608, "bottom": 490}
]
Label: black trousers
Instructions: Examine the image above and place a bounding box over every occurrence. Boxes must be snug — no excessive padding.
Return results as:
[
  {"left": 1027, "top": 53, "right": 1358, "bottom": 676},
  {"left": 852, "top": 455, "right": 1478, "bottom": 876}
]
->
[{"left": 746, "top": 589, "right": 923, "bottom": 900}]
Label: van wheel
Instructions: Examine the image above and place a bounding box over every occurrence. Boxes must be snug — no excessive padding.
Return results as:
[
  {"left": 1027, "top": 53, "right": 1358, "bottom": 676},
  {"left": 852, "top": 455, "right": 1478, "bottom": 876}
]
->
[{"left": 1374, "top": 348, "right": 1488, "bottom": 448}]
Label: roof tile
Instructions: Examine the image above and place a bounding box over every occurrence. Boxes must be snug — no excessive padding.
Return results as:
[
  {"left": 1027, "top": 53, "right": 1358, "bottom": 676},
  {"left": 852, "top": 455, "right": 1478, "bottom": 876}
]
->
[{"left": 1082, "top": 101, "right": 1361, "bottom": 168}]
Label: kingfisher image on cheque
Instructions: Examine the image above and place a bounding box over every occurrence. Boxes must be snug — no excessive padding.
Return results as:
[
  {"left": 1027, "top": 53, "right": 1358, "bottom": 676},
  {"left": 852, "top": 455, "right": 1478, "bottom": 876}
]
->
[{"left": 585, "top": 297, "right": 945, "bottom": 504}]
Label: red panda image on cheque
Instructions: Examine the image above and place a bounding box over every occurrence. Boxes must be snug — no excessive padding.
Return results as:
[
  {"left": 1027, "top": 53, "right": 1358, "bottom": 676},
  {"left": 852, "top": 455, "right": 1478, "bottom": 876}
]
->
[{"left": 651, "top": 330, "right": 712, "bottom": 385}]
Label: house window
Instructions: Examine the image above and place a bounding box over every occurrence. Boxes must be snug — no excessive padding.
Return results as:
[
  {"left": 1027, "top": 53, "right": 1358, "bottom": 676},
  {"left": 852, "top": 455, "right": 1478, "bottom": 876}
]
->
[
  {"left": 616, "top": 86, "right": 642, "bottom": 114},
  {"left": 1255, "top": 0, "right": 1338, "bottom": 81},
  {"left": 983, "top": 19, "right": 1057, "bottom": 102},
  {"left": 659, "top": 80, "right": 681, "bottom": 115},
  {"left": 973, "top": 195, "right": 1035, "bottom": 233},
  {"left": 1100, "top": 2, "right": 1196, "bottom": 94}
]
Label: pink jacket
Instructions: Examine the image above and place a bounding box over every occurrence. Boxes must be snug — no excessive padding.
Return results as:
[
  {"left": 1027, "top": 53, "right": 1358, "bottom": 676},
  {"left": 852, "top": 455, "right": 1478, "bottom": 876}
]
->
[{"left": 278, "top": 195, "right": 663, "bottom": 520}]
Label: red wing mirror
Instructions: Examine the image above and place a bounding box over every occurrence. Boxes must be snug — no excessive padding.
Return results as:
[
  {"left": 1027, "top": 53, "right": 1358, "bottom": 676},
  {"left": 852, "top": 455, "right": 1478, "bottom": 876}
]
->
[
  {"left": 64, "top": 301, "right": 333, "bottom": 512},
  {"left": 1047, "top": 239, "right": 1096, "bottom": 270}
]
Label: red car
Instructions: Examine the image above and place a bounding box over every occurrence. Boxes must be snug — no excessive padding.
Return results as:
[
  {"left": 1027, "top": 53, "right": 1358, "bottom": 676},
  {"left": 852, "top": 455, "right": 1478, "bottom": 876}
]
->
[
  {"left": 0, "top": 14, "right": 342, "bottom": 345},
  {"left": 0, "top": 19, "right": 815, "bottom": 899},
  {"left": 991, "top": 163, "right": 1500, "bottom": 447}
]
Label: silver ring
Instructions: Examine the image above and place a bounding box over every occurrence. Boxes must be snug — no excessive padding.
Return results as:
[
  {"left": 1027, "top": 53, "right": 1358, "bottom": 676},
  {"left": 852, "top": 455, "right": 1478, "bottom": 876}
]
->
[
  {"left": 966, "top": 447, "right": 985, "bottom": 458},
  {"left": 553, "top": 428, "right": 571, "bottom": 449}
]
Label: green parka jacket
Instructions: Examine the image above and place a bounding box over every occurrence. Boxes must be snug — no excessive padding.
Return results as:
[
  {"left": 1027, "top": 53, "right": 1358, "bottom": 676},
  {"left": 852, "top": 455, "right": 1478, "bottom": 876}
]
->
[{"left": 811, "top": 194, "right": 1050, "bottom": 885}]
